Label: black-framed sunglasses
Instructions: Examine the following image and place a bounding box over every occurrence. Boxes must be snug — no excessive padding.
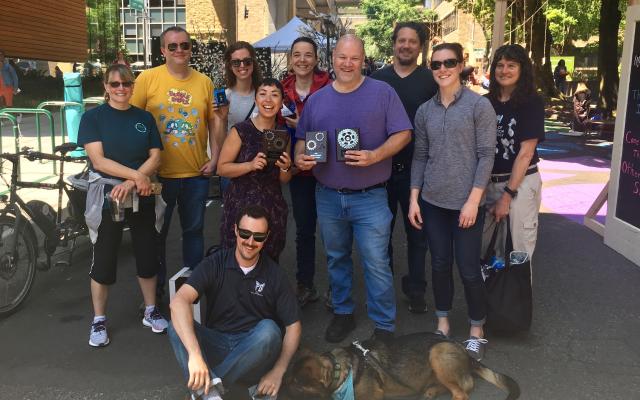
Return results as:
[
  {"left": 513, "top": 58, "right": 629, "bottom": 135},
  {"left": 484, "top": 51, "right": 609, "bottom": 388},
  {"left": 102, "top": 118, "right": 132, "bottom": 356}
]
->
[
  {"left": 108, "top": 81, "right": 133, "bottom": 88},
  {"left": 230, "top": 58, "right": 253, "bottom": 68},
  {"left": 167, "top": 42, "right": 191, "bottom": 52},
  {"left": 430, "top": 58, "right": 460, "bottom": 70},
  {"left": 237, "top": 228, "right": 269, "bottom": 242}
]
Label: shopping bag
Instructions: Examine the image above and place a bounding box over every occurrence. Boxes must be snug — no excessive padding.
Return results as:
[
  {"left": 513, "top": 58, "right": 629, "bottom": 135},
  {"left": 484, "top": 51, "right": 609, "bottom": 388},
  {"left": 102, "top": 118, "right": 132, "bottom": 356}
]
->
[{"left": 484, "top": 219, "right": 532, "bottom": 334}]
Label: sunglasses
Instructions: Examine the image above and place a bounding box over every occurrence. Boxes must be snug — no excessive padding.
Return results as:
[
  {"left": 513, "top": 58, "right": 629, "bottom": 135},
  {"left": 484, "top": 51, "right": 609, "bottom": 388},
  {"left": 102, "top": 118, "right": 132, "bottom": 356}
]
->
[
  {"left": 430, "top": 58, "right": 460, "bottom": 70},
  {"left": 237, "top": 228, "right": 269, "bottom": 242},
  {"left": 231, "top": 58, "right": 253, "bottom": 68},
  {"left": 108, "top": 81, "right": 133, "bottom": 88},
  {"left": 167, "top": 42, "right": 191, "bottom": 52}
]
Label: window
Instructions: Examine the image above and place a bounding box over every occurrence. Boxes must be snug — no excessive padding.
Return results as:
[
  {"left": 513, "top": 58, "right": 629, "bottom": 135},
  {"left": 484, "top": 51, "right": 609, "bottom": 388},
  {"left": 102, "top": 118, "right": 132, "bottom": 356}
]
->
[
  {"left": 124, "top": 24, "right": 137, "bottom": 38},
  {"left": 150, "top": 24, "right": 163, "bottom": 37},
  {"left": 126, "top": 39, "right": 138, "bottom": 54},
  {"left": 150, "top": 9, "right": 162, "bottom": 23},
  {"left": 441, "top": 9, "right": 457, "bottom": 36},
  {"left": 163, "top": 9, "right": 175, "bottom": 23},
  {"left": 163, "top": 0, "right": 175, "bottom": 5},
  {"left": 176, "top": 8, "right": 185, "bottom": 23}
]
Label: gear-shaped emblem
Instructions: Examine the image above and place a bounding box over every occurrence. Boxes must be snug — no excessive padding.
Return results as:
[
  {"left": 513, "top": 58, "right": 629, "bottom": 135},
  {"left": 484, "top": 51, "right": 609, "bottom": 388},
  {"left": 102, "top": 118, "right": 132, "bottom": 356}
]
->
[{"left": 337, "top": 128, "right": 359, "bottom": 149}]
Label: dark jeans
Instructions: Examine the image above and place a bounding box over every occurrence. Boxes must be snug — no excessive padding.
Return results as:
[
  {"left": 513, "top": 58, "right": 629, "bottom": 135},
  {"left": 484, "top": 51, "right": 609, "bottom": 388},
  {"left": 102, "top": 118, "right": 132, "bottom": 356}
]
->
[
  {"left": 168, "top": 319, "right": 282, "bottom": 387},
  {"left": 420, "top": 199, "right": 486, "bottom": 325},
  {"left": 157, "top": 176, "right": 209, "bottom": 289},
  {"left": 387, "top": 166, "right": 428, "bottom": 297},
  {"left": 289, "top": 175, "right": 317, "bottom": 288}
]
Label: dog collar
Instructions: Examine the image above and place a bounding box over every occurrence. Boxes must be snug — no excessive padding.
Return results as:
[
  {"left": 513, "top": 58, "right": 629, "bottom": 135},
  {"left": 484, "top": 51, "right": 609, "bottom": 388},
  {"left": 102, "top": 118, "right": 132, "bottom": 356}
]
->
[{"left": 324, "top": 350, "right": 344, "bottom": 390}]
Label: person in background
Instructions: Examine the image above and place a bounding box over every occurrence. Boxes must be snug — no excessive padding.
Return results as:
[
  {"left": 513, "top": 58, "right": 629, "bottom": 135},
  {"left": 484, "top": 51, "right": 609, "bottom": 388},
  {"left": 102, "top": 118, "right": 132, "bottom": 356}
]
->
[
  {"left": 280, "top": 36, "right": 331, "bottom": 307},
  {"left": 0, "top": 49, "right": 19, "bottom": 108},
  {"left": 78, "top": 64, "right": 167, "bottom": 348},
  {"left": 215, "top": 42, "right": 263, "bottom": 193},
  {"left": 553, "top": 59, "right": 568, "bottom": 95},
  {"left": 482, "top": 44, "right": 545, "bottom": 267},
  {"left": 409, "top": 42, "right": 496, "bottom": 361},
  {"left": 371, "top": 21, "right": 437, "bottom": 314},
  {"left": 130, "top": 26, "right": 224, "bottom": 301},
  {"left": 113, "top": 50, "right": 130, "bottom": 67},
  {"left": 217, "top": 78, "right": 293, "bottom": 262},
  {"left": 570, "top": 81, "right": 591, "bottom": 134}
]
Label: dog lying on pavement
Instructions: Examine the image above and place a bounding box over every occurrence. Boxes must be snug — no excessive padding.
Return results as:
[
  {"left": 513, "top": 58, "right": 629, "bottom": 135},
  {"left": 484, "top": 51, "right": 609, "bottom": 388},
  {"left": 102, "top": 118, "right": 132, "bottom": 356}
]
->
[{"left": 282, "top": 332, "right": 520, "bottom": 400}]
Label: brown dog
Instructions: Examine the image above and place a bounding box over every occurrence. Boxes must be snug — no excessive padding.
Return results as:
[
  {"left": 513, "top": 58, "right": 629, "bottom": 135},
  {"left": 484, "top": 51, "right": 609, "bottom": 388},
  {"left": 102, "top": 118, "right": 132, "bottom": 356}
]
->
[{"left": 282, "top": 332, "right": 520, "bottom": 400}]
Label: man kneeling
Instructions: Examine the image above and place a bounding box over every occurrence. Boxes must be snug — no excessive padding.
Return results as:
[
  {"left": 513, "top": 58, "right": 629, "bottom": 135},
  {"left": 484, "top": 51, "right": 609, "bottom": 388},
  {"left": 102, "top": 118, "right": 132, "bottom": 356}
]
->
[{"left": 169, "top": 205, "right": 301, "bottom": 399}]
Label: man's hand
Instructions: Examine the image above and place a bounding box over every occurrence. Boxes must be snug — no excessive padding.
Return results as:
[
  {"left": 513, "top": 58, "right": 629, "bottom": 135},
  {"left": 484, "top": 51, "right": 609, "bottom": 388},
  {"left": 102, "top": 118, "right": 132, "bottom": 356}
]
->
[
  {"left": 492, "top": 193, "right": 511, "bottom": 223},
  {"left": 110, "top": 180, "right": 135, "bottom": 202},
  {"left": 187, "top": 354, "right": 211, "bottom": 395},
  {"left": 257, "top": 368, "right": 284, "bottom": 397},
  {"left": 133, "top": 172, "right": 151, "bottom": 196},
  {"left": 294, "top": 152, "right": 317, "bottom": 171},
  {"left": 344, "top": 150, "right": 379, "bottom": 167},
  {"left": 200, "top": 159, "right": 217, "bottom": 177}
]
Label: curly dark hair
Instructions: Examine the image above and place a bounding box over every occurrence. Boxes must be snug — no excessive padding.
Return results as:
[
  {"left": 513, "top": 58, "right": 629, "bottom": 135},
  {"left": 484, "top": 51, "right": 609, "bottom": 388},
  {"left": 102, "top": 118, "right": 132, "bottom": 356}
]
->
[
  {"left": 392, "top": 22, "right": 427, "bottom": 46},
  {"left": 488, "top": 44, "right": 536, "bottom": 106},
  {"left": 224, "top": 41, "right": 263, "bottom": 90}
]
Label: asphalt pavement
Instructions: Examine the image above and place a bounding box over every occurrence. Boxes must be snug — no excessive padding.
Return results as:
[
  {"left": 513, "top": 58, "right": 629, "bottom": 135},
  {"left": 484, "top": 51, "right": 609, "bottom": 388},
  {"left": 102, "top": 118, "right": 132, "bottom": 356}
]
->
[{"left": 0, "top": 124, "right": 639, "bottom": 400}]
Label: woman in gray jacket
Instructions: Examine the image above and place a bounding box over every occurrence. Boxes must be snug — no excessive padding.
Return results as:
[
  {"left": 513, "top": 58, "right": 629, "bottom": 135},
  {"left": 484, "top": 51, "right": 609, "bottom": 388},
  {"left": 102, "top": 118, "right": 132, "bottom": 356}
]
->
[{"left": 408, "top": 42, "right": 496, "bottom": 361}]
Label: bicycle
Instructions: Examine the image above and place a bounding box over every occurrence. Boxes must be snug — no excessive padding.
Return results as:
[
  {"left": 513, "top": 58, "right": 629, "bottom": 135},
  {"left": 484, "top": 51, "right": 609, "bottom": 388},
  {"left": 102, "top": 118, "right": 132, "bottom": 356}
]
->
[{"left": 0, "top": 143, "right": 89, "bottom": 317}]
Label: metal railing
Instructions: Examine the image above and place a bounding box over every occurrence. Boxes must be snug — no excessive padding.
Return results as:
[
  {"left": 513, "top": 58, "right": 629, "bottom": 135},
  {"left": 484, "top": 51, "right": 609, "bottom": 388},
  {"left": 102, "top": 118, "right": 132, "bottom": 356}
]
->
[
  {"left": 37, "top": 101, "right": 84, "bottom": 144},
  {"left": 0, "top": 112, "right": 20, "bottom": 175},
  {"left": 0, "top": 108, "right": 58, "bottom": 173}
]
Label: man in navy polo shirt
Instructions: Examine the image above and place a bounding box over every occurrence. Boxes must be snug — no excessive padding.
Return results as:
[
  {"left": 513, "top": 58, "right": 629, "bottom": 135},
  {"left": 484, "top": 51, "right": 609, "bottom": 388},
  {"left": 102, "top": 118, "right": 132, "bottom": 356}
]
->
[{"left": 168, "top": 205, "right": 301, "bottom": 400}]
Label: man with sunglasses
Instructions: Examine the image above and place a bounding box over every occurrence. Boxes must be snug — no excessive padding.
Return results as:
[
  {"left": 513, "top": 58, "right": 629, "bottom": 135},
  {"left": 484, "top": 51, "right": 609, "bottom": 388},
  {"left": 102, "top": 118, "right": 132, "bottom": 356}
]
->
[
  {"left": 131, "top": 26, "right": 226, "bottom": 303},
  {"left": 295, "top": 35, "right": 412, "bottom": 344},
  {"left": 371, "top": 22, "right": 437, "bottom": 315},
  {"left": 169, "top": 205, "right": 300, "bottom": 400}
]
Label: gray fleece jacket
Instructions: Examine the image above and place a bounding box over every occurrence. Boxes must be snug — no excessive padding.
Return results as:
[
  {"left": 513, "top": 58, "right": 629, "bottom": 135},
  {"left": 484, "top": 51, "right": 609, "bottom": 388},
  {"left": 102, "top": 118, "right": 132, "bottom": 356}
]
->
[{"left": 410, "top": 86, "right": 496, "bottom": 210}]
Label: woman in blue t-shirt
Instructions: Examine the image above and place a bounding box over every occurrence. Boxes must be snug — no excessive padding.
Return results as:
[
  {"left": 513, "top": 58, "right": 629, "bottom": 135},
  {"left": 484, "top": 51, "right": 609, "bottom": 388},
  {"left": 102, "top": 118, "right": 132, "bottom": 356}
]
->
[
  {"left": 483, "top": 44, "right": 545, "bottom": 268},
  {"left": 77, "top": 64, "right": 166, "bottom": 348}
]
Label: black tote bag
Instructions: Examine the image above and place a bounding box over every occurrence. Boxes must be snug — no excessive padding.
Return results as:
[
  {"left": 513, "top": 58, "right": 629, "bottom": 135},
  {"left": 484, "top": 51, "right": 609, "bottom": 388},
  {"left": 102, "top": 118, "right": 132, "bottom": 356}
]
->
[{"left": 484, "top": 219, "right": 533, "bottom": 334}]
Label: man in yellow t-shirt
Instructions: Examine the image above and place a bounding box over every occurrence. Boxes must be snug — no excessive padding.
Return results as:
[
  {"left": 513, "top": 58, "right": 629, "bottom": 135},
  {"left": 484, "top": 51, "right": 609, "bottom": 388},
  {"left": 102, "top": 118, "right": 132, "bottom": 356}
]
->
[{"left": 130, "top": 26, "right": 225, "bottom": 299}]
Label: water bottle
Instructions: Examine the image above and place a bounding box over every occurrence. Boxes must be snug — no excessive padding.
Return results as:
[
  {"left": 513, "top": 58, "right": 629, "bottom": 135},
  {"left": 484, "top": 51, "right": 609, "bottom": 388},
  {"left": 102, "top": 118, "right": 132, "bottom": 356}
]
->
[{"left": 490, "top": 256, "right": 506, "bottom": 270}]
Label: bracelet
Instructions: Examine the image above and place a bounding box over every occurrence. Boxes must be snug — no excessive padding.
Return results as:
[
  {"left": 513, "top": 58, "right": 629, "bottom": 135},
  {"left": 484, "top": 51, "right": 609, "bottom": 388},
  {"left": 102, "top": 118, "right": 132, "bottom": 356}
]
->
[
  {"left": 280, "top": 166, "right": 291, "bottom": 173},
  {"left": 504, "top": 186, "right": 518, "bottom": 198}
]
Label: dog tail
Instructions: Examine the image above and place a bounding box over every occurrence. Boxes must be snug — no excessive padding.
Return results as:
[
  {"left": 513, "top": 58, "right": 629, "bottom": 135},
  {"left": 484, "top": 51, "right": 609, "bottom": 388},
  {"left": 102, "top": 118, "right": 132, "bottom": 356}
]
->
[{"left": 472, "top": 362, "right": 521, "bottom": 400}]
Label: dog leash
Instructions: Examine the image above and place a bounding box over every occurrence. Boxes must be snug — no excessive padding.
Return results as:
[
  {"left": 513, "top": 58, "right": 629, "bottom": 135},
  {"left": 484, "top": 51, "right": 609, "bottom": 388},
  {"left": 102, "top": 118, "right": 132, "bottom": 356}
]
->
[{"left": 351, "top": 340, "right": 418, "bottom": 393}]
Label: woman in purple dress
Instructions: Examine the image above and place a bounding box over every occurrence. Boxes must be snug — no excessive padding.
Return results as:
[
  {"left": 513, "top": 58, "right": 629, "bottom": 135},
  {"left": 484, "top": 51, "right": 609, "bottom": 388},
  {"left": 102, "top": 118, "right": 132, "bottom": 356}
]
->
[{"left": 217, "top": 78, "right": 293, "bottom": 261}]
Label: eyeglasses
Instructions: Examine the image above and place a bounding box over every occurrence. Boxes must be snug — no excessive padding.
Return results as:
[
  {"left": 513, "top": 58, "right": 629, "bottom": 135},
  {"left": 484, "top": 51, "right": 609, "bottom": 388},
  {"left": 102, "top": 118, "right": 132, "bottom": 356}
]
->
[
  {"left": 237, "top": 228, "right": 269, "bottom": 242},
  {"left": 167, "top": 42, "right": 191, "bottom": 52},
  {"left": 108, "top": 81, "right": 133, "bottom": 88},
  {"left": 430, "top": 58, "right": 460, "bottom": 70},
  {"left": 230, "top": 58, "right": 253, "bottom": 68}
]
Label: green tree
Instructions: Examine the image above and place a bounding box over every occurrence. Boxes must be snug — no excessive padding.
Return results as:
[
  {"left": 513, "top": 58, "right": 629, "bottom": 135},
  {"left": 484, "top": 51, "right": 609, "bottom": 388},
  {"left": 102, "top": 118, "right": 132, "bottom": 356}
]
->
[{"left": 357, "top": 0, "right": 437, "bottom": 59}]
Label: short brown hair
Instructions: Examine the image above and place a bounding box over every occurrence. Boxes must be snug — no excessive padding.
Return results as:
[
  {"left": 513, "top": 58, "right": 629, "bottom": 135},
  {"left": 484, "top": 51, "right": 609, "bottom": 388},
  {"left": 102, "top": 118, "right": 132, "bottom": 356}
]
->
[
  {"left": 103, "top": 64, "right": 135, "bottom": 102},
  {"left": 160, "top": 26, "right": 191, "bottom": 47}
]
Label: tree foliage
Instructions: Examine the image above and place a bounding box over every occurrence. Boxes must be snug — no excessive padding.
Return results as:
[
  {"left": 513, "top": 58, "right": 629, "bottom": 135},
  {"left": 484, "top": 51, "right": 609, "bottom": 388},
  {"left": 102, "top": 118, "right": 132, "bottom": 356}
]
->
[{"left": 357, "top": 0, "right": 438, "bottom": 59}]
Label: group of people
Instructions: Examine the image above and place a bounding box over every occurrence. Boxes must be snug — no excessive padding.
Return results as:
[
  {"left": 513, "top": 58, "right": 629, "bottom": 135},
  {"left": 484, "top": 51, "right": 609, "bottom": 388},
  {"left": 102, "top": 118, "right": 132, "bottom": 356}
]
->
[
  {"left": 76, "top": 21, "right": 545, "bottom": 399},
  {"left": 0, "top": 49, "right": 19, "bottom": 108}
]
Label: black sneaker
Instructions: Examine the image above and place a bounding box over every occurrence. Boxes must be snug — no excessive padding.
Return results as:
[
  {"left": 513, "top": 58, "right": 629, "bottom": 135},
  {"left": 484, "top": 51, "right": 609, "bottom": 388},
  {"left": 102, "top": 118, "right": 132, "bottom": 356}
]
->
[
  {"left": 371, "top": 328, "right": 394, "bottom": 344},
  {"left": 464, "top": 336, "right": 488, "bottom": 361},
  {"left": 325, "top": 314, "right": 356, "bottom": 343},
  {"left": 297, "top": 283, "right": 319, "bottom": 308},
  {"left": 408, "top": 295, "right": 428, "bottom": 314}
]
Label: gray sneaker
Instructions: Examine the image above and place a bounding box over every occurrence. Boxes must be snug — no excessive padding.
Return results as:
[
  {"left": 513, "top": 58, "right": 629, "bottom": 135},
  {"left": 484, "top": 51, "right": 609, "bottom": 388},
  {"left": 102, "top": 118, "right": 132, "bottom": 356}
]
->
[
  {"left": 89, "top": 319, "right": 110, "bottom": 347},
  {"left": 142, "top": 307, "right": 169, "bottom": 333},
  {"left": 464, "top": 336, "right": 488, "bottom": 361}
]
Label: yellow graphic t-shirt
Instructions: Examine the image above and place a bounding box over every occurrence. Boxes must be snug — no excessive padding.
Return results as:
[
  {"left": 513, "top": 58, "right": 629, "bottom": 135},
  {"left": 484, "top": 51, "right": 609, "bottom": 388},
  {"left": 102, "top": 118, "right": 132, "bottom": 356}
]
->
[{"left": 131, "top": 65, "right": 214, "bottom": 178}]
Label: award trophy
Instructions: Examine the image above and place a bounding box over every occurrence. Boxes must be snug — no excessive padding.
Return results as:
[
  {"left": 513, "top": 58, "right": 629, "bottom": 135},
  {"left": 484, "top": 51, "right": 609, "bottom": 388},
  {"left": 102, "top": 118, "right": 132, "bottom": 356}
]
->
[
  {"left": 304, "top": 130, "right": 327, "bottom": 162},
  {"left": 335, "top": 128, "right": 360, "bottom": 161}
]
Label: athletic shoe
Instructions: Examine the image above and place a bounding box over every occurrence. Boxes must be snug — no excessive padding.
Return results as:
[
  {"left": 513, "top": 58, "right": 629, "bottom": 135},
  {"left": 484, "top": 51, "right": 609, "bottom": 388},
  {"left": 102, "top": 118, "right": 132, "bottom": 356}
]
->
[
  {"left": 296, "top": 283, "right": 319, "bottom": 308},
  {"left": 371, "top": 328, "right": 394, "bottom": 344},
  {"left": 142, "top": 306, "right": 169, "bottom": 333},
  {"left": 325, "top": 314, "right": 356, "bottom": 343},
  {"left": 408, "top": 295, "right": 428, "bottom": 314},
  {"left": 464, "top": 336, "right": 488, "bottom": 361},
  {"left": 88, "top": 319, "right": 110, "bottom": 347}
]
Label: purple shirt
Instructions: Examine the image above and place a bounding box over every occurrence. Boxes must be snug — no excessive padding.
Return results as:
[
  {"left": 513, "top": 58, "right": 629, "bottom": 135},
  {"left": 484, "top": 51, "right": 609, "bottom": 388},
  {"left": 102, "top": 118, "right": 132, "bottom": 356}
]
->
[{"left": 296, "top": 77, "right": 412, "bottom": 189}]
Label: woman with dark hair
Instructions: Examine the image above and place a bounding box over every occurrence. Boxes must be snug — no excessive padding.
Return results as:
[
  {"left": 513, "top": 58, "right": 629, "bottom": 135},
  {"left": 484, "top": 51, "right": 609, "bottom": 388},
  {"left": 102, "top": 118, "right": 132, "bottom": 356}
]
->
[
  {"left": 280, "top": 36, "right": 331, "bottom": 306},
  {"left": 482, "top": 44, "right": 545, "bottom": 269},
  {"left": 217, "top": 78, "right": 293, "bottom": 261},
  {"left": 409, "top": 42, "right": 496, "bottom": 361},
  {"left": 78, "top": 64, "right": 166, "bottom": 347}
]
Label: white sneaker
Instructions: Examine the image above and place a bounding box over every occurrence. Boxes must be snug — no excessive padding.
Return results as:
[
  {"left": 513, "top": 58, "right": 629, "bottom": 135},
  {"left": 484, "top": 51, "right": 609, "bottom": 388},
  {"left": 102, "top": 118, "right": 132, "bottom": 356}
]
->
[{"left": 142, "top": 306, "right": 168, "bottom": 333}]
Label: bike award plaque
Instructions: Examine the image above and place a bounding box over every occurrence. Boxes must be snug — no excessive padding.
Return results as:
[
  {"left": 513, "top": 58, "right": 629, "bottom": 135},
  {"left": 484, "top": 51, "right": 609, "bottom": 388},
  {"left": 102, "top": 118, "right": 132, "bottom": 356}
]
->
[
  {"left": 304, "top": 130, "right": 327, "bottom": 162},
  {"left": 262, "top": 129, "right": 290, "bottom": 165},
  {"left": 335, "top": 128, "right": 360, "bottom": 161}
]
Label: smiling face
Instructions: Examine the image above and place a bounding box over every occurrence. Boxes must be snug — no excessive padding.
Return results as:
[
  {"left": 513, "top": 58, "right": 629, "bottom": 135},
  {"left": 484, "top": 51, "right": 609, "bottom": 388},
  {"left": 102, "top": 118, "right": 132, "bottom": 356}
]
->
[
  {"left": 230, "top": 48, "right": 254, "bottom": 82},
  {"left": 431, "top": 48, "right": 463, "bottom": 90},
  {"left": 255, "top": 83, "right": 283, "bottom": 119},
  {"left": 160, "top": 30, "right": 192, "bottom": 68},
  {"left": 332, "top": 37, "right": 365, "bottom": 86},
  {"left": 291, "top": 41, "right": 317, "bottom": 79},
  {"left": 494, "top": 57, "right": 521, "bottom": 90},
  {"left": 393, "top": 27, "right": 421, "bottom": 66},
  {"left": 104, "top": 70, "right": 133, "bottom": 107},
  {"left": 235, "top": 215, "right": 269, "bottom": 264}
]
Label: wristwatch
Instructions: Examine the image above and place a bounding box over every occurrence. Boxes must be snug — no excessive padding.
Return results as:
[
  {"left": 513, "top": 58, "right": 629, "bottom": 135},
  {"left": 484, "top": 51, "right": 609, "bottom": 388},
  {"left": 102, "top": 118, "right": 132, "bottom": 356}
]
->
[{"left": 504, "top": 186, "right": 518, "bottom": 198}]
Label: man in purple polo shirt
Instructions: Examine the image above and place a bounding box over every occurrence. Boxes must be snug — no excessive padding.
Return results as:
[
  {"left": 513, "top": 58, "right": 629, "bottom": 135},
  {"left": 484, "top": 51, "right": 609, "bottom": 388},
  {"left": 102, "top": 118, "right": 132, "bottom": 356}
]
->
[{"left": 294, "top": 35, "right": 412, "bottom": 343}]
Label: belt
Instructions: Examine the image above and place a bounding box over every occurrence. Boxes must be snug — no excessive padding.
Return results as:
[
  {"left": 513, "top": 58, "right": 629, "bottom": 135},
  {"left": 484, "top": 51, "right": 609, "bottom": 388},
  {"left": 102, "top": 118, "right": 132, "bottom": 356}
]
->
[
  {"left": 490, "top": 165, "right": 538, "bottom": 183},
  {"left": 334, "top": 182, "right": 386, "bottom": 194}
]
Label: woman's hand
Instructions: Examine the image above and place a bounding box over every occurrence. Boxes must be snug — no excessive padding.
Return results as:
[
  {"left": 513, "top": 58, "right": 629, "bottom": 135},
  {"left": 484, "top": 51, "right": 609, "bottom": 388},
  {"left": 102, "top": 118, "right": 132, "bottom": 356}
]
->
[
  {"left": 459, "top": 200, "right": 479, "bottom": 229},
  {"left": 284, "top": 115, "right": 299, "bottom": 129},
  {"left": 250, "top": 152, "right": 268, "bottom": 171},
  {"left": 275, "top": 151, "right": 292, "bottom": 172},
  {"left": 408, "top": 200, "right": 423, "bottom": 230},
  {"left": 110, "top": 180, "right": 135, "bottom": 202},
  {"left": 213, "top": 102, "right": 229, "bottom": 120},
  {"left": 134, "top": 172, "right": 152, "bottom": 196}
]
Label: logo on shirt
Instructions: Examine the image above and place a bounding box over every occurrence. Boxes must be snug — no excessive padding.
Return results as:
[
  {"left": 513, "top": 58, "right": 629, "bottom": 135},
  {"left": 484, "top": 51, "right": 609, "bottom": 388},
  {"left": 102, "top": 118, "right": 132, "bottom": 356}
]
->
[
  {"left": 496, "top": 114, "right": 516, "bottom": 160},
  {"left": 252, "top": 281, "right": 266, "bottom": 296},
  {"left": 167, "top": 88, "right": 192, "bottom": 106},
  {"left": 135, "top": 122, "right": 147, "bottom": 133}
]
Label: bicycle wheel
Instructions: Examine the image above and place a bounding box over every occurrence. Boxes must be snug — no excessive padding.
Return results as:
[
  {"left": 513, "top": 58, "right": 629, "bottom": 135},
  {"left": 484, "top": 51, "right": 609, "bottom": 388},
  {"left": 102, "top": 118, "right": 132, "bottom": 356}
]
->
[{"left": 0, "top": 215, "right": 37, "bottom": 317}]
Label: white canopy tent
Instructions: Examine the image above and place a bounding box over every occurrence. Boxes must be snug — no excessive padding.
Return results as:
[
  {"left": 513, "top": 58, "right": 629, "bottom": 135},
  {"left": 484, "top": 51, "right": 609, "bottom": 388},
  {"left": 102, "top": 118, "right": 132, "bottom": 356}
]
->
[{"left": 253, "top": 16, "right": 326, "bottom": 52}]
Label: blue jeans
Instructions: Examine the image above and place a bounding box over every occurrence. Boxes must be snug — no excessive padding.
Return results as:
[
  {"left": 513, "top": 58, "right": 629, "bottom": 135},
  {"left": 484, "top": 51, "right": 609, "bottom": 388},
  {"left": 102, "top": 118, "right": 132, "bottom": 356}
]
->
[
  {"left": 387, "top": 166, "right": 428, "bottom": 297},
  {"left": 168, "top": 319, "right": 282, "bottom": 386},
  {"left": 420, "top": 199, "right": 486, "bottom": 325},
  {"left": 316, "top": 184, "right": 396, "bottom": 331},
  {"left": 289, "top": 175, "right": 317, "bottom": 288},
  {"left": 157, "top": 176, "right": 209, "bottom": 288}
]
